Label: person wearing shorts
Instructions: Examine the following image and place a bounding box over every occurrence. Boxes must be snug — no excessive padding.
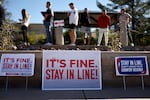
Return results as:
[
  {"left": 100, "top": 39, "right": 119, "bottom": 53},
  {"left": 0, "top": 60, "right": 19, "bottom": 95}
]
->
[
  {"left": 80, "top": 8, "right": 91, "bottom": 45},
  {"left": 68, "top": 2, "right": 79, "bottom": 45}
]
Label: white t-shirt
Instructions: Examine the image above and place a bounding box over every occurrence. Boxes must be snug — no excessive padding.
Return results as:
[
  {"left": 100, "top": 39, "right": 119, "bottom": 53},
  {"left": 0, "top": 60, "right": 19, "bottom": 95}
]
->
[
  {"left": 69, "top": 8, "right": 79, "bottom": 25},
  {"left": 22, "top": 13, "right": 31, "bottom": 27}
]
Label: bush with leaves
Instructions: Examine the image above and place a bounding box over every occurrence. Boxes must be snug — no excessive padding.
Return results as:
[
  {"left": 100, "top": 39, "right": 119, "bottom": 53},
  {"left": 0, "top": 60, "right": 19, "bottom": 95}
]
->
[
  {"left": 0, "top": 20, "right": 16, "bottom": 50},
  {"left": 108, "top": 31, "right": 121, "bottom": 51}
]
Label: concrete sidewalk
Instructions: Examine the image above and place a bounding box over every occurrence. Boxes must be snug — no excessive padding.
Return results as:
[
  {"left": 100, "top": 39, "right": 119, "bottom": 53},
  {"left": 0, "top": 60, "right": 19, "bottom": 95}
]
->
[{"left": 1, "top": 87, "right": 150, "bottom": 100}]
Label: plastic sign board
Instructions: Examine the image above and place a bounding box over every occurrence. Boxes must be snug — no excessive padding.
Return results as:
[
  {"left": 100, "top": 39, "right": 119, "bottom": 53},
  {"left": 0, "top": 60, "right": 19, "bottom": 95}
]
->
[
  {"left": 42, "top": 50, "right": 102, "bottom": 90},
  {"left": 54, "top": 20, "right": 64, "bottom": 27},
  {"left": 115, "top": 56, "right": 149, "bottom": 76},
  {"left": 0, "top": 54, "right": 35, "bottom": 76}
]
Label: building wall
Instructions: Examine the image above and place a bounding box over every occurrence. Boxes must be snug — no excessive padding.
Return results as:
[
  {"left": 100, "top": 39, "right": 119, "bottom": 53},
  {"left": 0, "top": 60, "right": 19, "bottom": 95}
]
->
[{"left": 28, "top": 24, "right": 45, "bottom": 34}]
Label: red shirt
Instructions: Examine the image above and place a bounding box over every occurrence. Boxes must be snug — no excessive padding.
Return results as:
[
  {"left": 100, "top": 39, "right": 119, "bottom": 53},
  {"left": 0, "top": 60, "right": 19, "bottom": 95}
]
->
[{"left": 98, "top": 14, "right": 111, "bottom": 28}]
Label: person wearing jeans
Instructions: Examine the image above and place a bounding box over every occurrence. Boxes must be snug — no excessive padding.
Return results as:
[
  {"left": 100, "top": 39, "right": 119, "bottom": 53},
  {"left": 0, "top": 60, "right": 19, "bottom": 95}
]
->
[
  {"left": 44, "top": 21, "right": 52, "bottom": 43},
  {"left": 43, "top": 1, "right": 54, "bottom": 45}
]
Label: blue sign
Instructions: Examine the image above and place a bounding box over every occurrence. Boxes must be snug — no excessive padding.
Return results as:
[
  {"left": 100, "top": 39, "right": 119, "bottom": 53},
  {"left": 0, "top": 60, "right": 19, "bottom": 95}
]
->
[{"left": 115, "top": 56, "right": 149, "bottom": 76}]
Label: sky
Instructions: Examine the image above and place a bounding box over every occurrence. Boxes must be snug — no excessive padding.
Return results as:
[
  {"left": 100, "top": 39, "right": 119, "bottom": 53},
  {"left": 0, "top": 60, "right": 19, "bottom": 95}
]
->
[{"left": 5, "top": 0, "right": 110, "bottom": 23}]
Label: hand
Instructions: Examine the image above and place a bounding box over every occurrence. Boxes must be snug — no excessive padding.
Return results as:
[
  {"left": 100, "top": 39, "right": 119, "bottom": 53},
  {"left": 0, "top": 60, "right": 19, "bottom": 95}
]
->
[
  {"left": 19, "top": 19, "right": 22, "bottom": 21},
  {"left": 67, "top": 12, "right": 70, "bottom": 16}
]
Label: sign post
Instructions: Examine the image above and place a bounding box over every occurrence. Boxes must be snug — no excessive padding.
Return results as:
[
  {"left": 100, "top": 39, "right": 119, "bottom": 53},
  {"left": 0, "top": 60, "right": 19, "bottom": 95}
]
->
[
  {"left": 5, "top": 76, "right": 9, "bottom": 91},
  {"left": 141, "top": 75, "right": 145, "bottom": 90},
  {"left": 123, "top": 76, "right": 126, "bottom": 91}
]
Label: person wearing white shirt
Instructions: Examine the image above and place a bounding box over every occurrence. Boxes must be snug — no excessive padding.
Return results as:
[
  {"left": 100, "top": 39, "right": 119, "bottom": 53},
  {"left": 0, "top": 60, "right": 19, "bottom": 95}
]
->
[
  {"left": 68, "top": 2, "right": 79, "bottom": 45},
  {"left": 19, "top": 9, "right": 31, "bottom": 46}
]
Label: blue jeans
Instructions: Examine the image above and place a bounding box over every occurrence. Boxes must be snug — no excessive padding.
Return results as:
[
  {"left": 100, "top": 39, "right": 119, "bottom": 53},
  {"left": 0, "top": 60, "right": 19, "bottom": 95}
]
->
[{"left": 44, "top": 21, "right": 52, "bottom": 43}]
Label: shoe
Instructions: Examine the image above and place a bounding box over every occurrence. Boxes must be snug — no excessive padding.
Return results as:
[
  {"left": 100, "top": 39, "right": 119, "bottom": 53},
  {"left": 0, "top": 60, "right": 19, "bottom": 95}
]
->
[
  {"left": 45, "top": 42, "right": 53, "bottom": 45},
  {"left": 131, "top": 43, "right": 134, "bottom": 47},
  {"left": 10, "top": 45, "right": 17, "bottom": 50},
  {"left": 69, "top": 43, "right": 76, "bottom": 46},
  {"left": 24, "top": 42, "right": 27, "bottom": 46},
  {"left": 27, "top": 43, "right": 30, "bottom": 46},
  {"left": 24, "top": 42, "right": 30, "bottom": 46},
  {"left": 97, "top": 44, "right": 100, "bottom": 46}
]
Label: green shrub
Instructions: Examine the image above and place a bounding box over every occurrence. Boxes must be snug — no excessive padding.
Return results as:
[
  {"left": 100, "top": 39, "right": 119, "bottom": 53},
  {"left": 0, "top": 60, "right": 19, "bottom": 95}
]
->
[
  {"left": 28, "top": 32, "right": 47, "bottom": 44},
  {"left": 108, "top": 31, "right": 120, "bottom": 51},
  {"left": 0, "top": 20, "right": 16, "bottom": 50}
]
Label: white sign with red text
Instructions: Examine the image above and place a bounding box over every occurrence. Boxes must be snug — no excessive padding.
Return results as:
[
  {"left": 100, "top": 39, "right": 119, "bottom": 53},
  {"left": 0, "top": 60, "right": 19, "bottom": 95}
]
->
[
  {"left": 54, "top": 20, "right": 64, "bottom": 27},
  {"left": 42, "top": 50, "right": 101, "bottom": 90},
  {"left": 0, "top": 54, "right": 35, "bottom": 76}
]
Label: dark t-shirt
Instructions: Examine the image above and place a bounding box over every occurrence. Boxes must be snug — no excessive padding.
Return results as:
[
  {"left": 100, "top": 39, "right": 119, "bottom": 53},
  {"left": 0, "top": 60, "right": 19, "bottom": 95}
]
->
[
  {"left": 80, "top": 12, "right": 90, "bottom": 27},
  {"left": 44, "top": 8, "right": 52, "bottom": 22}
]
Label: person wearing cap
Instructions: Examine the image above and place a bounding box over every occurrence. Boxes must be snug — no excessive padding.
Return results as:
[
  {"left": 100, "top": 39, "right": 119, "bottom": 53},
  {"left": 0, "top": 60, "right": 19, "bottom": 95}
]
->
[
  {"left": 97, "top": 9, "right": 111, "bottom": 46},
  {"left": 119, "top": 8, "right": 132, "bottom": 47},
  {"left": 43, "top": 1, "right": 54, "bottom": 45},
  {"left": 68, "top": 2, "right": 79, "bottom": 46}
]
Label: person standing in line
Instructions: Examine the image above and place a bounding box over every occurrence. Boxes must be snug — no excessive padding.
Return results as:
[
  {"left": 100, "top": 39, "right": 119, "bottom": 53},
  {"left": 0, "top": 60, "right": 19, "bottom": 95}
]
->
[
  {"left": 80, "top": 8, "right": 91, "bottom": 45},
  {"left": 19, "top": 9, "right": 31, "bottom": 46},
  {"left": 97, "top": 9, "right": 111, "bottom": 46},
  {"left": 43, "top": 1, "right": 54, "bottom": 45},
  {"left": 119, "top": 8, "right": 132, "bottom": 47},
  {"left": 68, "top": 2, "right": 79, "bottom": 46}
]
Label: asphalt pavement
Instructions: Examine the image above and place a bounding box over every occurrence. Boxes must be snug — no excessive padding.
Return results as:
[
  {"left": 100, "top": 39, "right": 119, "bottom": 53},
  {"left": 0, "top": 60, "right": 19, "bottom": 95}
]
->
[{"left": 1, "top": 87, "right": 150, "bottom": 100}]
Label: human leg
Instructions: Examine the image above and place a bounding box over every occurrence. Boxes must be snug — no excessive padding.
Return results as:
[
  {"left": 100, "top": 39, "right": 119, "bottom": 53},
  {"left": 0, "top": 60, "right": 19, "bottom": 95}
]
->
[
  {"left": 69, "top": 29, "right": 76, "bottom": 44},
  {"left": 127, "top": 28, "right": 134, "bottom": 46},
  {"left": 81, "top": 26, "right": 86, "bottom": 45},
  {"left": 69, "top": 24, "right": 76, "bottom": 45},
  {"left": 21, "top": 25, "right": 28, "bottom": 43},
  {"left": 119, "top": 22, "right": 128, "bottom": 47},
  {"left": 81, "top": 33, "right": 86, "bottom": 45},
  {"left": 97, "top": 28, "right": 104, "bottom": 46},
  {"left": 87, "top": 32, "right": 91, "bottom": 45},
  {"left": 24, "top": 27, "right": 29, "bottom": 43},
  {"left": 44, "top": 22, "right": 52, "bottom": 43},
  {"left": 104, "top": 28, "right": 109, "bottom": 46},
  {"left": 120, "top": 27, "right": 128, "bottom": 47}
]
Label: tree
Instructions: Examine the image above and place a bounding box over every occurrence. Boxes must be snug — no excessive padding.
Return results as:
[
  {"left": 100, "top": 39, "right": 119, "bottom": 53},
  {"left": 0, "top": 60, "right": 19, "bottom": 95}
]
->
[
  {"left": 96, "top": 0, "right": 150, "bottom": 34},
  {"left": 0, "top": 20, "right": 16, "bottom": 50},
  {"left": 96, "top": 0, "right": 150, "bottom": 46},
  {"left": 0, "top": 0, "right": 5, "bottom": 26},
  {"left": 0, "top": 0, "right": 17, "bottom": 50}
]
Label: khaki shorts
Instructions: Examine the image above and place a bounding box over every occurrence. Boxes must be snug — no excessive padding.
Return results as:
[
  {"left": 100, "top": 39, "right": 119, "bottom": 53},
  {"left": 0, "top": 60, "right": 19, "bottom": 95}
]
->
[{"left": 81, "top": 26, "right": 91, "bottom": 33}]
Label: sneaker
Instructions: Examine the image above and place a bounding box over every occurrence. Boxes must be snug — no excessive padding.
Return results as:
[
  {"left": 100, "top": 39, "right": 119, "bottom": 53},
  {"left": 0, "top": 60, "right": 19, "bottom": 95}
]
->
[
  {"left": 69, "top": 43, "right": 76, "bottom": 46},
  {"left": 24, "top": 42, "right": 30, "bottom": 46},
  {"left": 10, "top": 45, "right": 17, "bottom": 50},
  {"left": 97, "top": 44, "right": 100, "bottom": 46},
  {"left": 131, "top": 43, "right": 134, "bottom": 47},
  {"left": 45, "top": 42, "right": 53, "bottom": 45},
  {"left": 24, "top": 42, "right": 27, "bottom": 46}
]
